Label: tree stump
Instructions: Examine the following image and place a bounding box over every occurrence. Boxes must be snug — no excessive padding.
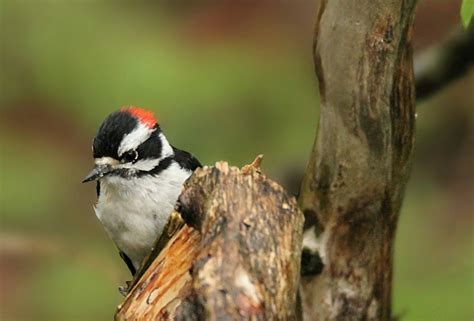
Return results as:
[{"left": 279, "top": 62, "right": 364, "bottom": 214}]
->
[{"left": 116, "top": 161, "right": 304, "bottom": 321}]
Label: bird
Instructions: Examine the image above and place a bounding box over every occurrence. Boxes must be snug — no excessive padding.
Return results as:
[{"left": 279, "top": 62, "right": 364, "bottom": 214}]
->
[{"left": 83, "top": 106, "right": 201, "bottom": 276}]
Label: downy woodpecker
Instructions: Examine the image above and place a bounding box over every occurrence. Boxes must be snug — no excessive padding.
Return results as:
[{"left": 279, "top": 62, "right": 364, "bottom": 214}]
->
[{"left": 83, "top": 107, "right": 201, "bottom": 275}]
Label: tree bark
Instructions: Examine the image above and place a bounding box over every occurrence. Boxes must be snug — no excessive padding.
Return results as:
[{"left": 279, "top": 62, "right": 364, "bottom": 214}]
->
[
  {"left": 298, "top": 1, "right": 417, "bottom": 320},
  {"left": 115, "top": 225, "right": 201, "bottom": 320},
  {"left": 116, "top": 161, "right": 304, "bottom": 320}
]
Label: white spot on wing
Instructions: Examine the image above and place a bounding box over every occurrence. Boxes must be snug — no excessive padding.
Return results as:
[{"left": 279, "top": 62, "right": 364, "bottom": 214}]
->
[{"left": 159, "top": 132, "right": 173, "bottom": 158}]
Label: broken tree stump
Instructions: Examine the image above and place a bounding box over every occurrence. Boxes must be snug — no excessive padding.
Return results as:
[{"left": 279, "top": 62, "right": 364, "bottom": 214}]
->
[{"left": 116, "top": 160, "right": 304, "bottom": 321}]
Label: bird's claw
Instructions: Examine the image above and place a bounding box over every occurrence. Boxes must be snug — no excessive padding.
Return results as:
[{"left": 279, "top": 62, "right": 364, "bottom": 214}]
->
[{"left": 118, "top": 280, "right": 132, "bottom": 297}]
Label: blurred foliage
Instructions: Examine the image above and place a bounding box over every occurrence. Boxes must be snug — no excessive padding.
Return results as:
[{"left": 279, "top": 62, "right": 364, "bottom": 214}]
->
[
  {"left": 0, "top": 1, "right": 472, "bottom": 321},
  {"left": 461, "top": 0, "right": 473, "bottom": 28}
]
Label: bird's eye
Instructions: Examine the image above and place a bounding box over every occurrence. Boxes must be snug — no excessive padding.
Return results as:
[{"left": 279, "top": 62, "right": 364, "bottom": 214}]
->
[{"left": 122, "top": 150, "right": 138, "bottom": 163}]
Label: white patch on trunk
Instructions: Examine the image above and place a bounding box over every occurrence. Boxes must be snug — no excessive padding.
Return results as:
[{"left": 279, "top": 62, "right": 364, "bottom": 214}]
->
[
  {"left": 235, "top": 266, "right": 262, "bottom": 305},
  {"left": 302, "top": 226, "right": 321, "bottom": 256}
]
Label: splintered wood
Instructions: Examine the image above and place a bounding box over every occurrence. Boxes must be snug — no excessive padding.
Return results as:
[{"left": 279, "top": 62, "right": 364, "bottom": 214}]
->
[{"left": 115, "top": 226, "right": 201, "bottom": 320}]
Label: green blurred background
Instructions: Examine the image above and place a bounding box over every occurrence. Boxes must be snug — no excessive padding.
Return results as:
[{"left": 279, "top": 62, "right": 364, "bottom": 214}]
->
[{"left": 0, "top": 0, "right": 472, "bottom": 320}]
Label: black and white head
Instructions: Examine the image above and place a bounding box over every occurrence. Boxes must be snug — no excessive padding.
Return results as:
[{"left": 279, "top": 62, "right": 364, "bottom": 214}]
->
[{"left": 83, "top": 106, "right": 200, "bottom": 184}]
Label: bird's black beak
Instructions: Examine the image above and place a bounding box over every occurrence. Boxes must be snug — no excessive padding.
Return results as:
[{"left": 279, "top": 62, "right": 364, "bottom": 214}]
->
[{"left": 82, "top": 164, "right": 112, "bottom": 183}]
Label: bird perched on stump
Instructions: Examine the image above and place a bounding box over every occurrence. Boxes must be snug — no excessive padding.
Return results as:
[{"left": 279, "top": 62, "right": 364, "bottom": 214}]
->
[{"left": 83, "top": 106, "right": 201, "bottom": 275}]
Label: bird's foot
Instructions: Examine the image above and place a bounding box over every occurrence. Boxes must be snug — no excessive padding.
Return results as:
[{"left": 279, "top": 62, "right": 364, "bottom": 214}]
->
[{"left": 118, "top": 280, "right": 132, "bottom": 297}]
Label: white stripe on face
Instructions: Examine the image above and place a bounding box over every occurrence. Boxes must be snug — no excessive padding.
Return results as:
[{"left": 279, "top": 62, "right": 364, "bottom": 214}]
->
[
  {"left": 118, "top": 133, "right": 173, "bottom": 172},
  {"left": 95, "top": 157, "right": 120, "bottom": 166},
  {"left": 120, "top": 158, "right": 160, "bottom": 171},
  {"left": 118, "top": 123, "right": 155, "bottom": 157}
]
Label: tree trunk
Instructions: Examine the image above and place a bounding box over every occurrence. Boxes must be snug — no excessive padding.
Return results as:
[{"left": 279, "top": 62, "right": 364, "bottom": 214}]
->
[
  {"left": 116, "top": 161, "right": 304, "bottom": 320},
  {"left": 298, "top": 1, "right": 417, "bottom": 320}
]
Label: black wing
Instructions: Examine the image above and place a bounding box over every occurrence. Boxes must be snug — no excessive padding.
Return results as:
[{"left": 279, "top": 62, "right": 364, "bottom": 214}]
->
[{"left": 172, "top": 147, "right": 202, "bottom": 171}]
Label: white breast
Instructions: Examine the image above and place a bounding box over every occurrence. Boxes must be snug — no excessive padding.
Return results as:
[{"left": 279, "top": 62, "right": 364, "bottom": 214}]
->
[{"left": 94, "top": 162, "right": 192, "bottom": 270}]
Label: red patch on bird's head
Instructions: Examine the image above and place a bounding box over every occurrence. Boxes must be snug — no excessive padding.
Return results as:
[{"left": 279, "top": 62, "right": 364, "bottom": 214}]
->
[{"left": 121, "top": 106, "right": 158, "bottom": 128}]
